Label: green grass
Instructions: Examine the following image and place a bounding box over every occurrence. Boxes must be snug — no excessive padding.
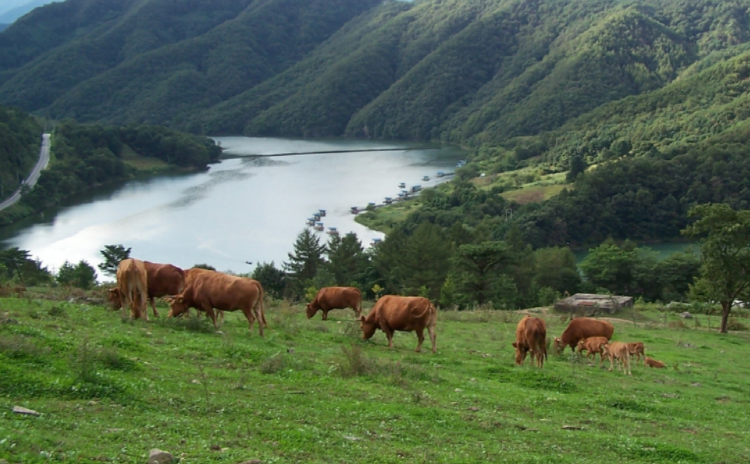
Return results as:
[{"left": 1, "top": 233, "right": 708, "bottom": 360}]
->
[
  {"left": 355, "top": 200, "right": 424, "bottom": 234},
  {"left": 1, "top": 293, "right": 749, "bottom": 463},
  {"left": 120, "top": 145, "right": 170, "bottom": 171},
  {"left": 501, "top": 183, "right": 571, "bottom": 205}
]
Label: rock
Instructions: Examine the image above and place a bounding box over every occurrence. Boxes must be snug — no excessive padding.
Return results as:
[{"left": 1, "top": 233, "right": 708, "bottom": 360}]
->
[
  {"left": 343, "top": 435, "right": 361, "bottom": 441},
  {"left": 562, "top": 425, "right": 584, "bottom": 430},
  {"left": 454, "top": 388, "right": 463, "bottom": 392},
  {"left": 191, "top": 379, "right": 201, "bottom": 384},
  {"left": 12, "top": 406, "right": 40, "bottom": 416},
  {"left": 680, "top": 312, "right": 693, "bottom": 319},
  {"left": 468, "top": 407, "right": 479, "bottom": 412},
  {"left": 237, "top": 460, "right": 262, "bottom": 464},
  {"left": 148, "top": 449, "right": 174, "bottom": 464}
]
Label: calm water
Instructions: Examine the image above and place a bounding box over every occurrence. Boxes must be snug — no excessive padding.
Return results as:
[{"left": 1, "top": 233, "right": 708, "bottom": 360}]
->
[{"left": 0, "top": 137, "right": 464, "bottom": 278}]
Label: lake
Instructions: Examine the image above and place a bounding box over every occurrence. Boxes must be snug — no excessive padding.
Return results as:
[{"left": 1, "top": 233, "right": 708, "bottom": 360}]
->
[{"left": 0, "top": 137, "right": 465, "bottom": 278}]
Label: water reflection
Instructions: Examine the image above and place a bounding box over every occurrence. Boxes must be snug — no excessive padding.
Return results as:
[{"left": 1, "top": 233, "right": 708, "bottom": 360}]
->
[{"left": 0, "top": 137, "right": 464, "bottom": 277}]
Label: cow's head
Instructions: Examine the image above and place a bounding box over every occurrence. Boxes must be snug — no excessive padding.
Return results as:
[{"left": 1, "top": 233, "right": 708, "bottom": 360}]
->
[
  {"left": 167, "top": 295, "right": 189, "bottom": 318},
  {"left": 553, "top": 337, "right": 565, "bottom": 354},
  {"left": 107, "top": 288, "right": 122, "bottom": 310},
  {"left": 511, "top": 341, "right": 527, "bottom": 365},
  {"left": 601, "top": 344, "right": 611, "bottom": 357},
  {"left": 358, "top": 315, "right": 377, "bottom": 340},
  {"left": 576, "top": 338, "right": 586, "bottom": 350},
  {"left": 305, "top": 301, "right": 319, "bottom": 319}
]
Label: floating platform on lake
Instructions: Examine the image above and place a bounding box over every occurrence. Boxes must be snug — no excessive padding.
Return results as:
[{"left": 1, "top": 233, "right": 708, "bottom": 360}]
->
[
  {"left": 398, "top": 182, "right": 406, "bottom": 188},
  {"left": 314, "top": 222, "right": 324, "bottom": 232},
  {"left": 384, "top": 197, "right": 393, "bottom": 204},
  {"left": 411, "top": 185, "right": 422, "bottom": 193},
  {"left": 327, "top": 227, "right": 338, "bottom": 235},
  {"left": 370, "top": 237, "right": 383, "bottom": 246},
  {"left": 318, "top": 209, "right": 326, "bottom": 217},
  {"left": 312, "top": 213, "right": 321, "bottom": 221},
  {"left": 436, "top": 171, "right": 445, "bottom": 177},
  {"left": 306, "top": 218, "right": 316, "bottom": 226},
  {"left": 422, "top": 175, "right": 430, "bottom": 181},
  {"left": 350, "top": 206, "right": 360, "bottom": 214}
]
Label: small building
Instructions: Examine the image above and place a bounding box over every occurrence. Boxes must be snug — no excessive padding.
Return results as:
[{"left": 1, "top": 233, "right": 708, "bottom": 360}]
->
[
  {"left": 422, "top": 175, "right": 430, "bottom": 181},
  {"left": 314, "top": 222, "right": 324, "bottom": 232},
  {"left": 327, "top": 227, "right": 338, "bottom": 235},
  {"left": 370, "top": 237, "right": 382, "bottom": 247},
  {"left": 306, "top": 217, "right": 316, "bottom": 226},
  {"left": 318, "top": 209, "right": 327, "bottom": 217},
  {"left": 554, "top": 293, "right": 634, "bottom": 315},
  {"left": 398, "top": 182, "right": 406, "bottom": 188},
  {"left": 436, "top": 171, "right": 445, "bottom": 178},
  {"left": 350, "top": 206, "right": 360, "bottom": 215},
  {"left": 384, "top": 197, "right": 393, "bottom": 204}
]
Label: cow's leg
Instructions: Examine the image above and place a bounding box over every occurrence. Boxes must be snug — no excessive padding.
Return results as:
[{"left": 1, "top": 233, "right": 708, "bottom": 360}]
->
[
  {"left": 202, "top": 305, "right": 218, "bottom": 330},
  {"left": 608, "top": 354, "right": 615, "bottom": 372},
  {"left": 250, "top": 303, "right": 264, "bottom": 337},
  {"left": 322, "top": 310, "right": 328, "bottom": 321},
  {"left": 150, "top": 297, "right": 159, "bottom": 317},
  {"left": 624, "top": 353, "right": 631, "bottom": 376},
  {"left": 384, "top": 326, "right": 394, "bottom": 349},
  {"left": 415, "top": 328, "right": 425, "bottom": 353},
  {"left": 428, "top": 322, "right": 437, "bottom": 354}
]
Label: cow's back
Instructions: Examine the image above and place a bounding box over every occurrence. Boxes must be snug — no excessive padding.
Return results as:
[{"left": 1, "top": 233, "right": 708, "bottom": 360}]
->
[
  {"left": 562, "top": 318, "right": 614, "bottom": 346},
  {"left": 319, "top": 287, "right": 360, "bottom": 308},
  {"left": 144, "top": 261, "right": 184, "bottom": 297},
  {"left": 188, "top": 269, "right": 259, "bottom": 310},
  {"left": 522, "top": 317, "right": 547, "bottom": 351}
]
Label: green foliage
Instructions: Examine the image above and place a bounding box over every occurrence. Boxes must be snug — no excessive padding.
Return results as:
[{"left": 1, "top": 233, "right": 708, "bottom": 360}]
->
[
  {"left": 683, "top": 203, "right": 750, "bottom": 333},
  {"left": 192, "top": 263, "right": 217, "bottom": 271},
  {"left": 452, "top": 241, "right": 515, "bottom": 307},
  {"left": 284, "top": 229, "right": 326, "bottom": 299},
  {"left": 97, "top": 244, "right": 131, "bottom": 277},
  {"left": 56, "top": 260, "right": 97, "bottom": 289},
  {"left": 0, "top": 105, "right": 41, "bottom": 203},
  {"left": 326, "top": 232, "right": 366, "bottom": 287},
  {"left": 251, "top": 261, "right": 286, "bottom": 300}
]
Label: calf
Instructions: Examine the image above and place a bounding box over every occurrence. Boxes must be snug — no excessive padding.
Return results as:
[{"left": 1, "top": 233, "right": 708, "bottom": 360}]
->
[
  {"left": 602, "top": 342, "right": 631, "bottom": 375},
  {"left": 644, "top": 356, "right": 666, "bottom": 368},
  {"left": 116, "top": 258, "right": 149, "bottom": 320},
  {"left": 576, "top": 336, "right": 609, "bottom": 365},
  {"left": 359, "top": 295, "right": 436, "bottom": 353},
  {"left": 627, "top": 341, "right": 645, "bottom": 362},
  {"left": 512, "top": 316, "right": 547, "bottom": 368}
]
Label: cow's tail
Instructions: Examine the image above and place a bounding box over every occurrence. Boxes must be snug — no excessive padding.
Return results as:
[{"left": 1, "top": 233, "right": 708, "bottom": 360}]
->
[{"left": 260, "top": 284, "right": 267, "bottom": 328}]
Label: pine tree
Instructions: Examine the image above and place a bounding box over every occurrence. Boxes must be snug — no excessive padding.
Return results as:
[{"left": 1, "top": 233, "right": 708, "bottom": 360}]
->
[
  {"left": 98, "top": 244, "right": 131, "bottom": 277},
  {"left": 327, "top": 232, "right": 366, "bottom": 286},
  {"left": 284, "top": 229, "right": 327, "bottom": 298}
]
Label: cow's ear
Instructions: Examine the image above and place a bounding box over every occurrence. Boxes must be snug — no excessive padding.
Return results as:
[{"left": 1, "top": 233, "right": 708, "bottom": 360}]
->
[
  {"left": 358, "top": 315, "right": 365, "bottom": 322},
  {"left": 512, "top": 342, "right": 518, "bottom": 348},
  {"left": 177, "top": 297, "right": 184, "bottom": 303}
]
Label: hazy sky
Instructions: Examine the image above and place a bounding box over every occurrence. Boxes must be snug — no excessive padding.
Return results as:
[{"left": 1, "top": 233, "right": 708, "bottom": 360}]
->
[{"left": 0, "top": 0, "right": 60, "bottom": 24}]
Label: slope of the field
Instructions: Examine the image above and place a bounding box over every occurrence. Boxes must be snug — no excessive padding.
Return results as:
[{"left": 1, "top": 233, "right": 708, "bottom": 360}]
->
[{"left": 1, "top": 292, "right": 749, "bottom": 463}]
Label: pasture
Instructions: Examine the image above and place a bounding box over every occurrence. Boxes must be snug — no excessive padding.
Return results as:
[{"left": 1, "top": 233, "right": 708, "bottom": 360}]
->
[{"left": 1, "top": 292, "right": 749, "bottom": 464}]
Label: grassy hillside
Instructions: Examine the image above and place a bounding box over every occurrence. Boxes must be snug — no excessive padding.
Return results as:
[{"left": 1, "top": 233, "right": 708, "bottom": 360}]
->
[{"left": 1, "top": 291, "right": 749, "bottom": 463}]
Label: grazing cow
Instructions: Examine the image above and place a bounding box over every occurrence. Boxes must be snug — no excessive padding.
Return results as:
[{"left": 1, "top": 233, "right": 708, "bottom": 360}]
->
[
  {"left": 644, "top": 356, "right": 666, "bottom": 368},
  {"left": 512, "top": 316, "right": 547, "bottom": 368},
  {"left": 602, "top": 342, "right": 631, "bottom": 375},
  {"left": 626, "top": 341, "right": 645, "bottom": 362},
  {"left": 108, "top": 261, "right": 185, "bottom": 317},
  {"left": 553, "top": 318, "right": 615, "bottom": 354},
  {"left": 576, "top": 336, "right": 609, "bottom": 365},
  {"left": 115, "top": 258, "right": 149, "bottom": 320},
  {"left": 359, "top": 295, "right": 437, "bottom": 353},
  {"left": 306, "top": 286, "right": 362, "bottom": 320},
  {"left": 167, "top": 268, "right": 265, "bottom": 335}
]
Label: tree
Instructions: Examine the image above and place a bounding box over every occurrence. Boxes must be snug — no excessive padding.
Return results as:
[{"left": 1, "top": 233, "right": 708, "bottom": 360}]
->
[
  {"left": 251, "top": 262, "right": 286, "bottom": 299},
  {"left": 579, "top": 244, "right": 638, "bottom": 295},
  {"left": 533, "top": 247, "right": 581, "bottom": 295},
  {"left": 284, "top": 229, "right": 326, "bottom": 298},
  {"left": 453, "top": 241, "right": 515, "bottom": 306},
  {"left": 683, "top": 204, "right": 750, "bottom": 333},
  {"left": 57, "top": 260, "right": 97, "bottom": 289},
  {"left": 566, "top": 154, "right": 586, "bottom": 182},
  {"left": 326, "top": 232, "right": 366, "bottom": 286},
  {"left": 98, "top": 244, "right": 131, "bottom": 277},
  {"left": 400, "top": 223, "right": 452, "bottom": 299},
  {"left": 0, "top": 247, "right": 31, "bottom": 281},
  {"left": 193, "top": 263, "right": 217, "bottom": 271}
]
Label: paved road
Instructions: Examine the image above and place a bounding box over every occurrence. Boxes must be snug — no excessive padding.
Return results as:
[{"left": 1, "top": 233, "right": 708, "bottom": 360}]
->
[{"left": 0, "top": 133, "right": 51, "bottom": 212}]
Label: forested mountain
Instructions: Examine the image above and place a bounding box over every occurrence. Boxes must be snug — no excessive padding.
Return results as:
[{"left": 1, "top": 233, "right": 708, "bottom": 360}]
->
[
  {"left": 0, "top": 105, "right": 42, "bottom": 202},
  {"left": 1, "top": 0, "right": 748, "bottom": 146}
]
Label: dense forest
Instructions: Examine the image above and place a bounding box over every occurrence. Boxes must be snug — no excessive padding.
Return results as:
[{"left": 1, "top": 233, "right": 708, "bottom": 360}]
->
[{"left": 0, "top": 104, "right": 41, "bottom": 203}]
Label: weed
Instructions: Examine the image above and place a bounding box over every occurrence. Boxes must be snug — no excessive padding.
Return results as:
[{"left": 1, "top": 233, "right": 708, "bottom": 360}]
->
[
  {"left": 339, "top": 343, "right": 372, "bottom": 377},
  {"left": 259, "top": 352, "right": 286, "bottom": 374},
  {"left": 0, "top": 334, "right": 49, "bottom": 363},
  {"left": 668, "top": 320, "right": 688, "bottom": 330},
  {"left": 47, "top": 305, "right": 66, "bottom": 317},
  {"left": 727, "top": 318, "right": 748, "bottom": 331},
  {"left": 97, "top": 347, "right": 138, "bottom": 371}
]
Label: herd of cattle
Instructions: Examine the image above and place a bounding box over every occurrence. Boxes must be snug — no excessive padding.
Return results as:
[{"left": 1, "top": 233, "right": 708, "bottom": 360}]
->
[{"left": 108, "top": 258, "right": 666, "bottom": 370}]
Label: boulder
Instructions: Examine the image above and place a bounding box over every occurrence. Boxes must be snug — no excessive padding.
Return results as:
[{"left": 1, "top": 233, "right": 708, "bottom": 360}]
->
[{"left": 148, "top": 449, "right": 174, "bottom": 464}]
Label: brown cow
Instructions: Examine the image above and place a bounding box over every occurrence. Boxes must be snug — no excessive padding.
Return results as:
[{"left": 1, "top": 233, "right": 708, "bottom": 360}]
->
[
  {"left": 306, "top": 286, "right": 362, "bottom": 320},
  {"left": 512, "top": 316, "right": 547, "bottom": 368},
  {"left": 553, "top": 318, "right": 615, "bottom": 354},
  {"left": 116, "top": 258, "right": 149, "bottom": 320},
  {"left": 167, "top": 268, "right": 264, "bottom": 335},
  {"left": 108, "top": 261, "right": 185, "bottom": 317},
  {"left": 358, "top": 295, "right": 437, "bottom": 353},
  {"left": 602, "top": 342, "right": 631, "bottom": 375},
  {"left": 627, "top": 341, "right": 645, "bottom": 362},
  {"left": 576, "top": 336, "right": 609, "bottom": 365},
  {"left": 644, "top": 356, "right": 666, "bottom": 368}
]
